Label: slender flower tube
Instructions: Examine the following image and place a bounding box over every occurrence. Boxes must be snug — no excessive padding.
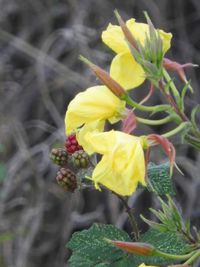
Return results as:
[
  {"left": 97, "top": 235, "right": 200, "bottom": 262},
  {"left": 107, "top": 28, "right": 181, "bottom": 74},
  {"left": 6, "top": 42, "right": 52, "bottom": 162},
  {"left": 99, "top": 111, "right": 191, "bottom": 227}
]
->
[
  {"left": 102, "top": 18, "right": 172, "bottom": 90},
  {"left": 80, "top": 130, "right": 146, "bottom": 196},
  {"left": 65, "top": 85, "right": 126, "bottom": 135}
]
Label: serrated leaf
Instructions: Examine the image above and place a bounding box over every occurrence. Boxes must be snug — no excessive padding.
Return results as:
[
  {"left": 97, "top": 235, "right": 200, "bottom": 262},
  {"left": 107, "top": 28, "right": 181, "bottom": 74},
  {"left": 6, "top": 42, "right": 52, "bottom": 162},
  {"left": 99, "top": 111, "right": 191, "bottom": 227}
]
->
[
  {"left": 147, "top": 162, "right": 175, "bottom": 195},
  {"left": 134, "top": 229, "right": 188, "bottom": 266},
  {"left": 67, "top": 223, "right": 133, "bottom": 267}
]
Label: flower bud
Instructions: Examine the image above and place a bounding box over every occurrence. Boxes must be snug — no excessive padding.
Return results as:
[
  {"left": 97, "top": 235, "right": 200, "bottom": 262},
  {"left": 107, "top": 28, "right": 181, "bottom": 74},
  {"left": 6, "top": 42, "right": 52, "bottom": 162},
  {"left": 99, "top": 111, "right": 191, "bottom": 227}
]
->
[
  {"left": 106, "top": 240, "right": 155, "bottom": 256},
  {"left": 80, "top": 56, "right": 126, "bottom": 98}
]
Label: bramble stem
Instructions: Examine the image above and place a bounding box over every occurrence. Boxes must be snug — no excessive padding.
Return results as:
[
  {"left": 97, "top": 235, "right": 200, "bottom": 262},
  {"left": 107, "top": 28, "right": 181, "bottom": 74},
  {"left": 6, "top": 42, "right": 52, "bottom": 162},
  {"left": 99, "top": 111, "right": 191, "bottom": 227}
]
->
[
  {"left": 112, "top": 192, "right": 139, "bottom": 241},
  {"left": 158, "top": 80, "right": 189, "bottom": 122}
]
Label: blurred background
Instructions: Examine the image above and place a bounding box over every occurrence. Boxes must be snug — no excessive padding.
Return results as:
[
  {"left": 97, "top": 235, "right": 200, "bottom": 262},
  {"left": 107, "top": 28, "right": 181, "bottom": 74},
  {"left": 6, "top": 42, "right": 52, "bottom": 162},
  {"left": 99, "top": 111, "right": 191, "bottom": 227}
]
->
[{"left": 1, "top": 0, "right": 200, "bottom": 266}]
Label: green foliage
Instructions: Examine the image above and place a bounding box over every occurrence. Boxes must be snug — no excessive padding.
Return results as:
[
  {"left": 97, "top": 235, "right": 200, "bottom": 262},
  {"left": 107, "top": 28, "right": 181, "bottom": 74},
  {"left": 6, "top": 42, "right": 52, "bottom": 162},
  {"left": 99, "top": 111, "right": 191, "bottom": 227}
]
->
[
  {"left": 67, "top": 223, "right": 188, "bottom": 267},
  {"left": 141, "top": 196, "right": 197, "bottom": 245},
  {"left": 147, "top": 162, "right": 175, "bottom": 195},
  {"left": 134, "top": 229, "right": 188, "bottom": 266},
  {"left": 67, "top": 223, "right": 132, "bottom": 267}
]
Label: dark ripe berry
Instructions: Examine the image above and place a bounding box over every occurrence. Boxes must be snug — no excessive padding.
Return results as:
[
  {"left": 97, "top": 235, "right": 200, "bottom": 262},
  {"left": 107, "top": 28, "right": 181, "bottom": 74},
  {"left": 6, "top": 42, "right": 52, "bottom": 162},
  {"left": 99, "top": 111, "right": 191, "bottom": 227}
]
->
[
  {"left": 72, "top": 150, "right": 90, "bottom": 168},
  {"left": 56, "top": 168, "right": 77, "bottom": 192},
  {"left": 65, "top": 133, "right": 82, "bottom": 154},
  {"left": 50, "top": 148, "right": 68, "bottom": 166}
]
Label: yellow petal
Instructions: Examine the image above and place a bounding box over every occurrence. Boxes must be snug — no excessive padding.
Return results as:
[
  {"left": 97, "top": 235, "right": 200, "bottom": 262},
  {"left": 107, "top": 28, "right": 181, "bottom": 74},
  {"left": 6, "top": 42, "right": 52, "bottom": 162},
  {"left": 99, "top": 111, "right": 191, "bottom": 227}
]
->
[
  {"left": 138, "top": 264, "right": 158, "bottom": 267},
  {"left": 102, "top": 22, "right": 132, "bottom": 54},
  {"left": 102, "top": 18, "right": 172, "bottom": 55},
  {"left": 65, "top": 85, "right": 125, "bottom": 134},
  {"left": 126, "top": 19, "right": 172, "bottom": 53},
  {"left": 87, "top": 130, "right": 146, "bottom": 196},
  {"left": 110, "top": 52, "right": 145, "bottom": 90},
  {"left": 85, "top": 130, "right": 116, "bottom": 155},
  {"left": 158, "top": 29, "right": 172, "bottom": 53},
  {"left": 76, "top": 120, "right": 105, "bottom": 155}
]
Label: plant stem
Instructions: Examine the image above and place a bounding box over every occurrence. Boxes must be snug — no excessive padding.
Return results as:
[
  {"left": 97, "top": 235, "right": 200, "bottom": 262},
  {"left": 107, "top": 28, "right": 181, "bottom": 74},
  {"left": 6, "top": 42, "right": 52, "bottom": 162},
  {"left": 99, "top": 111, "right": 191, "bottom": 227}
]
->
[
  {"left": 136, "top": 115, "right": 172, "bottom": 125},
  {"left": 112, "top": 192, "right": 139, "bottom": 241},
  {"left": 159, "top": 80, "right": 189, "bottom": 122},
  {"left": 155, "top": 249, "right": 195, "bottom": 261},
  {"left": 162, "top": 122, "right": 191, "bottom": 138},
  {"left": 184, "top": 249, "right": 200, "bottom": 265},
  {"left": 124, "top": 94, "right": 170, "bottom": 113},
  {"left": 163, "top": 69, "right": 180, "bottom": 103}
]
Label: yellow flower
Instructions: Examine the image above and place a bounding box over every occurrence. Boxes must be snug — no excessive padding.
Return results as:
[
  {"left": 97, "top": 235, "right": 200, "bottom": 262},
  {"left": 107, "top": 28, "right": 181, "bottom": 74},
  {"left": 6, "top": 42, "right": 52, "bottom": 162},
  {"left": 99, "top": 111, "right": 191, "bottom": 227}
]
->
[
  {"left": 138, "top": 264, "right": 158, "bottom": 267},
  {"left": 81, "top": 130, "right": 146, "bottom": 196},
  {"left": 65, "top": 85, "right": 126, "bottom": 135},
  {"left": 102, "top": 18, "right": 172, "bottom": 90}
]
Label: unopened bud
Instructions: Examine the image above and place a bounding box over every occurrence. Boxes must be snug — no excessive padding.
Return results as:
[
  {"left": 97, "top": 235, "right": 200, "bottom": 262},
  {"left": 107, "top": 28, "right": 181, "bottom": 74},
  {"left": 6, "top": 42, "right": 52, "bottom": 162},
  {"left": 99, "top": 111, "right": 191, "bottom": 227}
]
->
[
  {"left": 105, "top": 240, "right": 155, "bottom": 256},
  {"left": 80, "top": 56, "right": 126, "bottom": 98},
  {"left": 114, "top": 10, "right": 139, "bottom": 51}
]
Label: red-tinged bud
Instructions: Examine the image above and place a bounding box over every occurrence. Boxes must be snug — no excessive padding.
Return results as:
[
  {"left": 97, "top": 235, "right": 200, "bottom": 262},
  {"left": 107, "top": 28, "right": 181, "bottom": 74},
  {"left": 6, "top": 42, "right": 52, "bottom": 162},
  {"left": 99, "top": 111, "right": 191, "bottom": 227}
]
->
[
  {"left": 114, "top": 10, "right": 139, "bottom": 51},
  {"left": 147, "top": 134, "right": 175, "bottom": 175},
  {"left": 163, "top": 58, "right": 198, "bottom": 83},
  {"left": 80, "top": 56, "right": 126, "bottom": 98},
  {"left": 122, "top": 109, "right": 137, "bottom": 134},
  {"left": 106, "top": 240, "right": 155, "bottom": 256}
]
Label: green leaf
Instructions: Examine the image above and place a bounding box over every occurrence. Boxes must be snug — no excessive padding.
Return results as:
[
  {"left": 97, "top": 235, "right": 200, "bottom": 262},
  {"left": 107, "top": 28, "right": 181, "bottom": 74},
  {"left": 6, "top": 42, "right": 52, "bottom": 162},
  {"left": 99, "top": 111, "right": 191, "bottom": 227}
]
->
[
  {"left": 67, "top": 223, "right": 134, "bottom": 267},
  {"left": 67, "top": 223, "right": 189, "bottom": 267},
  {"left": 147, "top": 162, "right": 175, "bottom": 195},
  {"left": 134, "top": 229, "right": 188, "bottom": 266}
]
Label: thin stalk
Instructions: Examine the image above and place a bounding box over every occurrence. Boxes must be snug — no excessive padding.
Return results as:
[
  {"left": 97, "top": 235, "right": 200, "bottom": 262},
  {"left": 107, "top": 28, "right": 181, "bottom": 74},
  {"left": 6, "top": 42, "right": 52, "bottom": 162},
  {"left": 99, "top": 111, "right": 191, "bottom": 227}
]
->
[
  {"left": 184, "top": 249, "right": 200, "bottom": 265},
  {"left": 163, "top": 69, "right": 180, "bottom": 104},
  {"left": 162, "top": 122, "right": 191, "bottom": 138},
  {"left": 155, "top": 249, "right": 195, "bottom": 261},
  {"left": 136, "top": 115, "right": 172, "bottom": 125},
  {"left": 112, "top": 192, "right": 139, "bottom": 241},
  {"left": 159, "top": 80, "right": 189, "bottom": 122},
  {"left": 124, "top": 94, "right": 170, "bottom": 112}
]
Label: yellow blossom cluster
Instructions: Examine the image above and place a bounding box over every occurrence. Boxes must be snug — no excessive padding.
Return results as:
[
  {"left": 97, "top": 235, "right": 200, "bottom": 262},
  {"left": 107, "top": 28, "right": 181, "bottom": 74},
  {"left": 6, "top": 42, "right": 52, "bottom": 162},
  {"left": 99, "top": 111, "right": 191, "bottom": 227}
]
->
[{"left": 65, "top": 17, "right": 172, "bottom": 196}]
